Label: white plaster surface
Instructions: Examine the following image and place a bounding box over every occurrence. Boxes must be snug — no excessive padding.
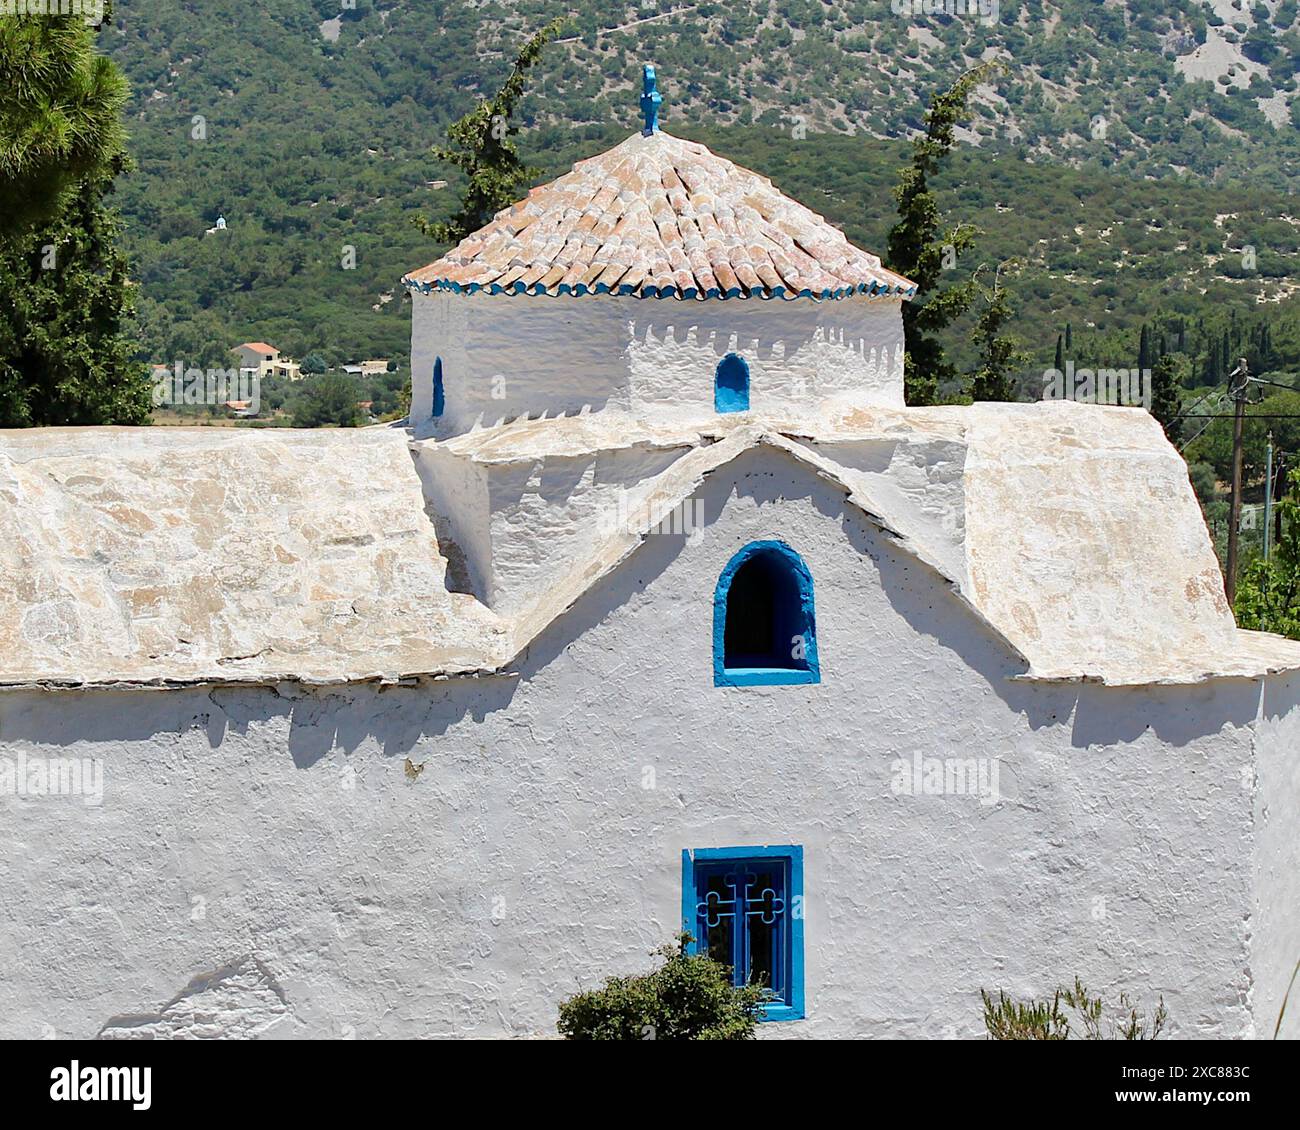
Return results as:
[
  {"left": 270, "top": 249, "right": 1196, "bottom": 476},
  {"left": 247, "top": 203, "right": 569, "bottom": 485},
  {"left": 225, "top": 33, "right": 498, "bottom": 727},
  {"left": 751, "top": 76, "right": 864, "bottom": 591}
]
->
[
  {"left": 408, "top": 290, "right": 906, "bottom": 438},
  {"left": 5, "top": 405, "right": 1300, "bottom": 688},
  {"left": 1251, "top": 671, "right": 1300, "bottom": 1039},
  {"left": 0, "top": 456, "right": 1294, "bottom": 1039},
  {"left": 5, "top": 110, "right": 1298, "bottom": 1043}
]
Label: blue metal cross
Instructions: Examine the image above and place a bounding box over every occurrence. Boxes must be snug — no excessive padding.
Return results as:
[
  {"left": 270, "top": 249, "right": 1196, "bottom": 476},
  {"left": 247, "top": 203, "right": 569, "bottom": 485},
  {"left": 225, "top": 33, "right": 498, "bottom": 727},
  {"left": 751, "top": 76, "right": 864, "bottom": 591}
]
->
[{"left": 641, "top": 64, "right": 662, "bottom": 135}]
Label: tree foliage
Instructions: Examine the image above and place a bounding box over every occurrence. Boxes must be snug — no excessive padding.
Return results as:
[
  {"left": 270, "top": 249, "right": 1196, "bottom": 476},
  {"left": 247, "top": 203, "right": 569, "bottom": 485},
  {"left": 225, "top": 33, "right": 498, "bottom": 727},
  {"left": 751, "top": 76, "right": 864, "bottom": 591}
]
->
[
  {"left": 1235, "top": 488, "right": 1300, "bottom": 639},
  {"left": 557, "top": 934, "right": 766, "bottom": 1040},
  {"left": 887, "top": 62, "right": 1003, "bottom": 406},
  {"left": 291, "top": 371, "right": 363, "bottom": 428},
  {"left": 0, "top": 153, "right": 150, "bottom": 426},
  {"left": 60, "top": 0, "right": 1300, "bottom": 398},
  {"left": 0, "top": 8, "right": 128, "bottom": 240},
  {"left": 967, "top": 262, "right": 1025, "bottom": 402},
  {"left": 418, "top": 18, "right": 567, "bottom": 245},
  {"left": 1149, "top": 353, "right": 1184, "bottom": 444}
]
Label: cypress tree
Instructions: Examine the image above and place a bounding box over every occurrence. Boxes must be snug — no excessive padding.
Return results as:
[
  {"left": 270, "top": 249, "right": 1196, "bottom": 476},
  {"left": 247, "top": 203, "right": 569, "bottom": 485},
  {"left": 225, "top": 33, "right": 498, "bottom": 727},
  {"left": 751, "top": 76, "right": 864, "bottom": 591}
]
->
[
  {"left": 967, "top": 265, "right": 1026, "bottom": 402},
  {"left": 1149, "top": 354, "right": 1183, "bottom": 445},
  {"left": 418, "top": 18, "right": 567, "bottom": 244},
  {"left": 886, "top": 61, "right": 1004, "bottom": 406}
]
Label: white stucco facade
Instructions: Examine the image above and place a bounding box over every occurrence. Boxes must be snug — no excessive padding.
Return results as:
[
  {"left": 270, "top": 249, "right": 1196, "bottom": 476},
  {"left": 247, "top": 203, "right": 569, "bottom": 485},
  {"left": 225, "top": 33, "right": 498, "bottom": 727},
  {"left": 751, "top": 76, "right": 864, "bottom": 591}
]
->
[
  {"left": 409, "top": 289, "right": 907, "bottom": 439},
  {"left": 1, "top": 454, "right": 1297, "bottom": 1039},
  {"left": 3, "top": 119, "right": 1299, "bottom": 1042}
]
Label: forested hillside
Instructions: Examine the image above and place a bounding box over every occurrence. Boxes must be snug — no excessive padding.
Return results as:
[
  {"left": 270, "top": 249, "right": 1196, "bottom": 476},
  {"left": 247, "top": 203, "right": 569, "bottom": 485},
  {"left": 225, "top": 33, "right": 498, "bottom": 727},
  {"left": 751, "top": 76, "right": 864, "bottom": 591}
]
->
[{"left": 100, "top": 0, "right": 1300, "bottom": 385}]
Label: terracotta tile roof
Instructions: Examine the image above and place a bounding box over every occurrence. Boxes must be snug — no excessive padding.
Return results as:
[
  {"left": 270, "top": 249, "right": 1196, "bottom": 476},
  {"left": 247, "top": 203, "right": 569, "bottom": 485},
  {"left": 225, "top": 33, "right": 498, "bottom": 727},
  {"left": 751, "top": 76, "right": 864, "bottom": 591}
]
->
[
  {"left": 234, "top": 342, "right": 279, "bottom": 354},
  {"left": 403, "top": 130, "right": 917, "bottom": 302}
]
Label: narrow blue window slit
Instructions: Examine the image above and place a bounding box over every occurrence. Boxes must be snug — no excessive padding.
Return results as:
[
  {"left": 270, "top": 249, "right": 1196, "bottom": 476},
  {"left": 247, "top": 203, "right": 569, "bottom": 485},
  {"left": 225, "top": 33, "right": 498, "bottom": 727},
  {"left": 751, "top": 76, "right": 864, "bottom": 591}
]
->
[
  {"left": 432, "top": 357, "right": 445, "bottom": 418},
  {"left": 713, "top": 540, "right": 820, "bottom": 686},
  {"left": 682, "top": 846, "right": 805, "bottom": 1022},
  {"left": 714, "top": 353, "right": 750, "bottom": 413}
]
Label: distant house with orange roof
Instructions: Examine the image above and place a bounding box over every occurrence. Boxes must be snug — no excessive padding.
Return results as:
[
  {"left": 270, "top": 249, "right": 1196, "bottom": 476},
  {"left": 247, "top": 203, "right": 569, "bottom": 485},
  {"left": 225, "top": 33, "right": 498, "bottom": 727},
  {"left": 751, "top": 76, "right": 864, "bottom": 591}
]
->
[{"left": 232, "top": 342, "right": 302, "bottom": 381}]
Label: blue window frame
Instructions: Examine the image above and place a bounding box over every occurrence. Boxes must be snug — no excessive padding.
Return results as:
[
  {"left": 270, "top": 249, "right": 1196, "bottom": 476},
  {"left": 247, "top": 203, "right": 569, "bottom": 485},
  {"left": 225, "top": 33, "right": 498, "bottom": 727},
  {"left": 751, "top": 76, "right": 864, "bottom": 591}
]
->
[
  {"left": 682, "top": 845, "right": 804, "bottom": 1022},
  {"left": 432, "top": 356, "right": 445, "bottom": 418},
  {"left": 714, "top": 353, "right": 750, "bottom": 413},
  {"left": 713, "top": 540, "right": 820, "bottom": 686}
]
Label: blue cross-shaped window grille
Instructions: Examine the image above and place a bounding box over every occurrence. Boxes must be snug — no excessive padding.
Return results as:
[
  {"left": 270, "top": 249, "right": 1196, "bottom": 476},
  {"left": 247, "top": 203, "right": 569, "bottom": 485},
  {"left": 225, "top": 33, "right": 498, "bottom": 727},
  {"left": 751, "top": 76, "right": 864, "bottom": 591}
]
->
[{"left": 684, "top": 850, "right": 801, "bottom": 1019}]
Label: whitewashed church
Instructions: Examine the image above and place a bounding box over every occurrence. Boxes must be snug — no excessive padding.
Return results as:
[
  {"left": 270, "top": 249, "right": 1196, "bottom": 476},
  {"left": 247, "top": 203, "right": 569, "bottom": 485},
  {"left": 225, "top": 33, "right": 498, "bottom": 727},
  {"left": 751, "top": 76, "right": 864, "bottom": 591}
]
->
[{"left": 1, "top": 71, "right": 1298, "bottom": 1039}]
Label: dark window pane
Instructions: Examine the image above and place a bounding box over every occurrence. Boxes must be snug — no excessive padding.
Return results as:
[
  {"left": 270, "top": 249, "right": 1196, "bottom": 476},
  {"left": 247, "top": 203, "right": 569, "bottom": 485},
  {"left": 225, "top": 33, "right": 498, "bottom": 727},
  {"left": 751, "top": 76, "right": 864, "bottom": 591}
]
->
[
  {"left": 743, "top": 865, "right": 787, "bottom": 999},
  {"left": 748, "top": 915, "right": 776, "bottom": 992},
  {"left": 696, "top": 869, "right": 739, "bottom": 977},
  {"left": 723, "top": 551, "right": 808, "bottom": 671},
  {"left": 725, "top": 559, "right": 774, "bottom": 662}
]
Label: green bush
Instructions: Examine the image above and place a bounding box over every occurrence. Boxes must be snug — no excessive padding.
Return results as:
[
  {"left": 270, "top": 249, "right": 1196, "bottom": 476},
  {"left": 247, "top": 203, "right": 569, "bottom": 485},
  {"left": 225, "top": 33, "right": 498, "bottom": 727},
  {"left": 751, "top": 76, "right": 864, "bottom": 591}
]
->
[
  {"left": 1235, "top": 489, "right": 1300, "bottom": 640},
  {"left": 292, "top": 372, "right": 363, "bottom": 428},
  {"left": 982, "top": 978, "right": 1168, "bottom": 1040},
  {"left": 557, "top": 934, "right": 767, "bottom": 1040}
]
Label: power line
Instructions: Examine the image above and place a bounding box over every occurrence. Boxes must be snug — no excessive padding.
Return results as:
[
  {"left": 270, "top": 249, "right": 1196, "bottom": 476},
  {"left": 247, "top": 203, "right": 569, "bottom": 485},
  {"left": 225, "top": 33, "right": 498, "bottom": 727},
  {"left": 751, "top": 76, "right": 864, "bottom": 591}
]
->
[
  {"left": 1249, "top": 376, "right": 1300, "bottom": 393},
  {"left": 1176, "top": 380, "right": 1230, "bottom": 421}
]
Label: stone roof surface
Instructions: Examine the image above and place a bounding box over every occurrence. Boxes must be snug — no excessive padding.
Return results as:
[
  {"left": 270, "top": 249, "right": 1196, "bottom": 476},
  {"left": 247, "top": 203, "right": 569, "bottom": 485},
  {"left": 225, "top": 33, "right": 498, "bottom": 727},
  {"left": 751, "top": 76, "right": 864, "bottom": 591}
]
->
[
  {"left": 403, "top": 129, "right": 917, "bottom": 301},
  {"left": 0, "top": 428, "right": 508, "bottom": 688},
  {"left": 3, "top": 406, "right": 1299, "bottom": 690}
]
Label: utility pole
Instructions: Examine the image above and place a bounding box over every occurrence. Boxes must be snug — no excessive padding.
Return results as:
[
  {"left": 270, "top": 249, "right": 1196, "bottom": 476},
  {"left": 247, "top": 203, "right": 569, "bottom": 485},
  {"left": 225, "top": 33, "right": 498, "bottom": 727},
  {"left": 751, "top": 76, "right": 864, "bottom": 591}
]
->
[
  {"left": 1225, "top": 359, "right": 1250, "bottom": 608},
  {"left": 1276, "top": 452, "right": 1289, "bottom": 551},
  {"left": 1264, "top": 432, "right": 1274, "bottom": 563}
]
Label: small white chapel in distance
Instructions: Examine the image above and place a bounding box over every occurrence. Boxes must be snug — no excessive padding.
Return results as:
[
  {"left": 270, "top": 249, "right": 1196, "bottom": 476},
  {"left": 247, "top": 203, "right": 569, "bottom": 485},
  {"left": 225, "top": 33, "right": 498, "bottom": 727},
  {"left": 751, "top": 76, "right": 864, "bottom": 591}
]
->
[{"left": 0, "top": 68, "right": 1298, "bottom": 1039}]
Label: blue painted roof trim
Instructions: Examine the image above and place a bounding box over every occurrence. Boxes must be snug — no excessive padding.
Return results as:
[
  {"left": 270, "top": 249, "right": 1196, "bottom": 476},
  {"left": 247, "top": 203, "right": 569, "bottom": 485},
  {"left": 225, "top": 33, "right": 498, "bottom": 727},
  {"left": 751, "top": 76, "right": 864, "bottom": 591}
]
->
[{"left": 400, "top": 275, "right": 918, "bottom": 301}]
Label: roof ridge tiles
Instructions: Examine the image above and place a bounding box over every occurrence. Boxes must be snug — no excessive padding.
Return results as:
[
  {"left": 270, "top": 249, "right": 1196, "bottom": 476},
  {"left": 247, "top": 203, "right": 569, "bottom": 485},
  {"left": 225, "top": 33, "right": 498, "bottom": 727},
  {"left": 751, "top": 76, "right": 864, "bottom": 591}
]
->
[{"left": 403, "top": 129, "right": 917, "bottom": 301}]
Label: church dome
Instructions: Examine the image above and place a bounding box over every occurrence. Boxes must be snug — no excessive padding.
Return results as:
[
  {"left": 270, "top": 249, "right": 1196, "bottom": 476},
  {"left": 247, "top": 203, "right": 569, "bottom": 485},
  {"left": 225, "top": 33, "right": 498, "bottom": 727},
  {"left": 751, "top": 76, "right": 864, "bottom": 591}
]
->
[
  {"left": 403, "top": 78, "right": 915, "bottom": 302},
  {"left": 402, "top": 68, "right": 915, "bottom": 436}
]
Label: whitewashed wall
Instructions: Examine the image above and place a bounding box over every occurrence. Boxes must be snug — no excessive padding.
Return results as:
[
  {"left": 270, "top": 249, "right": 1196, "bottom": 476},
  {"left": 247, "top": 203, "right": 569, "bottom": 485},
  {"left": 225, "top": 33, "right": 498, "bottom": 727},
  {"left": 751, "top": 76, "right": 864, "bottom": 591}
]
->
[
  {"left": 0, "top": 449, "right": 1284, "bottom": 1039},
  {"left": 480, "top": 444, "right": 689, "bottom": 616},
  {"left": 410, "top": 441, "right": 689, "bottom": 613},
  {"left": 408, "top": 290, "right": 906, "bottom": 437},
  {"left": 1252, "top": 671, "right": 1300, "bottom": 1040}
]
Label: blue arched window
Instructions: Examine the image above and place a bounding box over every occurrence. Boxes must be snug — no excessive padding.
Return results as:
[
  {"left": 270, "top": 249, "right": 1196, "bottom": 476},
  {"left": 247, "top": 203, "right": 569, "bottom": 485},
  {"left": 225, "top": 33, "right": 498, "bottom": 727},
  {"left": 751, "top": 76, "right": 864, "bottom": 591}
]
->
[
  {"left": 714, "top": 353, "right": 750, "bottom": 413},
  {"left": 432, "top": 356, "right": 445, "bottom": 418},
  {"left": 713, "top": 540, "right": 820, "bottom": 686}
]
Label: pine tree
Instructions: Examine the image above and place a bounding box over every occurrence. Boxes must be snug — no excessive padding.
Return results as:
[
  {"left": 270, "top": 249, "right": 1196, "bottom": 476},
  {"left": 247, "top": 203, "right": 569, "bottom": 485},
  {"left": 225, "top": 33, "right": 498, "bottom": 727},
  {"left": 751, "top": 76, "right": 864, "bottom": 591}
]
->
[
  {"left": 885, "top": 62, "right": 1003, "bottom": 406},
  {"left": 0, "top": 153, "right": 150, "bottom": 426},
  {"left": 0, "top": 9, "right": 127, "bottom": 241},
  {"left": 417, "top": 18, "right": 567, "bottom": 244}
]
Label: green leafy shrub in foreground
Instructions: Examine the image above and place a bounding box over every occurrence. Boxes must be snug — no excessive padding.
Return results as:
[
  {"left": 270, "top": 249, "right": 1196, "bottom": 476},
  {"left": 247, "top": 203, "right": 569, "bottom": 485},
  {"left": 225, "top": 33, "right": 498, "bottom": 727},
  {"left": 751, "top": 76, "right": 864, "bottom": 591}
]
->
[{"left": 557, "top": 933, "right": 766, "bottom": 1040}]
